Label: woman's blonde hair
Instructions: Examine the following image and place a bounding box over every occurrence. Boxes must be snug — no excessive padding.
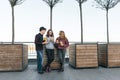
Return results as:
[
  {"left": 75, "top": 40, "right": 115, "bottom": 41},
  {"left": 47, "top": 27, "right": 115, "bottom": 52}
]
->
[{"left": 59, "top": 31, "right": 66, "bottom": 39}]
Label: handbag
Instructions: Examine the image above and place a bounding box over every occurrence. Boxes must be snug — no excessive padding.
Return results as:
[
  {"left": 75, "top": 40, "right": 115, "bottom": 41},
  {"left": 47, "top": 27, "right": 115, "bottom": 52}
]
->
[{"left": 54, "top": 43, "right": 58, "bottom": 48}]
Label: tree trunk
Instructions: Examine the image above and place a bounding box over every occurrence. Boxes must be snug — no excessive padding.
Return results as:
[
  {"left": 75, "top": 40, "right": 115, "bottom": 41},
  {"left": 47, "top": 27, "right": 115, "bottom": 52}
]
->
[
  {"left": 106, "top": 10, "right": 109, "bottom": 44},
  {"left": 50, "top": 7, "right": 53, "bottom": 30},
  {"left": 79, "top": 1, "right": 83, "bottom": 44},
  {"left": 12, "top": 6, "right": 15, "bottom": 44}
]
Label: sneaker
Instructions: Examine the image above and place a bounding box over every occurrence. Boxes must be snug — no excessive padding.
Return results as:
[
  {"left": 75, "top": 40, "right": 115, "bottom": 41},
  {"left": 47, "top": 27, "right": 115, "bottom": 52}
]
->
[
  {"left": 38, "top": 71, "right": 44, "bottom": 74},
  {"left": 57, "top": 68, "right": 62, "bottom": 72},
  {"left": 45, "top": 67, "right": 48, "bottom": 72},
  {"left": 48, "top": 67, "right": 51, "bottom": 72},
  {"left": 58, "top": 67, "right": 64, "bottom": 72},
  {"left": 61, "top": 68, "right": 64, "bottom": 72}
]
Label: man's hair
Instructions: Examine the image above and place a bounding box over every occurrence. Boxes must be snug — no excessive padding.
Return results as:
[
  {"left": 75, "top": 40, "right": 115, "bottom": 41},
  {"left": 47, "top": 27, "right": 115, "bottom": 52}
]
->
[{"left": 39, "top": 27, "right": 46, "bottom": 31}]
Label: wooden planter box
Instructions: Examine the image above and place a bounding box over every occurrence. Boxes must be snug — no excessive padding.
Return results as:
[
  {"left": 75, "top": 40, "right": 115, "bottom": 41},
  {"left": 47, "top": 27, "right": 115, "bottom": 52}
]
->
[
  {"left": 0, "top": 44, "right": 28, "bottom": 71},
  {"left": 98, "top": 43, "right": 120, "bottom": 68},
  {"left": 69, "top": 43, "right": 98, "bottom": 68},
  {"left": 43, "top": 49, "right": 60, "bottom": 69}
]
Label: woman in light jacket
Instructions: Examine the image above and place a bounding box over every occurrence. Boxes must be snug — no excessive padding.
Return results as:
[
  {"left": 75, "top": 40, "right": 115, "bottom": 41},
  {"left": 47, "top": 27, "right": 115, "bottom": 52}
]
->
[{"left": 44, "top": 29, "right": 54, "bottom": 72}]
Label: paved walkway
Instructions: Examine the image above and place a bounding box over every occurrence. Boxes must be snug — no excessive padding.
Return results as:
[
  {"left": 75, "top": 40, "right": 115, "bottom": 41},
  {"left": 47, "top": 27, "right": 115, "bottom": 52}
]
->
[{"left": 0, "top": 64, "right": 120, "bottom": 80}]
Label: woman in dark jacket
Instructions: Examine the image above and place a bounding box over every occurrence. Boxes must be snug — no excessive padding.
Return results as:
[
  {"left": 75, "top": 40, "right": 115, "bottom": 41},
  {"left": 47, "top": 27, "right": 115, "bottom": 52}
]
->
[{"left": 55, "top": 31, "right": 69, "bottom": 72}]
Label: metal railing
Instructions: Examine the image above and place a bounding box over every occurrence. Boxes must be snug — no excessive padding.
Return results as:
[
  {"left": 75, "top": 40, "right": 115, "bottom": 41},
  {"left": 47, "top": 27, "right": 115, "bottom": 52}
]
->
[
  {"left": 27, "top": 42, "right": 70, "bottom": 59},
  {"left": 0, "top": 42, "right": 69, "bottom": 59}
]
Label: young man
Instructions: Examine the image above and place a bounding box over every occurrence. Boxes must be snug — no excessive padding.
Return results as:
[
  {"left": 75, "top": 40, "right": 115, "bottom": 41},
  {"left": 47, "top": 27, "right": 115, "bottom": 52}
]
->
[{"left": 35, "top": 27, "right": 47, "bottom": 74}]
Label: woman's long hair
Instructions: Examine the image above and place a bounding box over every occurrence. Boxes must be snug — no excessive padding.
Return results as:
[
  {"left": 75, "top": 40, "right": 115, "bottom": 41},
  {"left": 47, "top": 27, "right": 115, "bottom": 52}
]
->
[
  {"left": 59, "top": 31, "right": 67, "bottom": 40},
  {"left": 46, "top": 29, "right": 54, "bottom": 37}
]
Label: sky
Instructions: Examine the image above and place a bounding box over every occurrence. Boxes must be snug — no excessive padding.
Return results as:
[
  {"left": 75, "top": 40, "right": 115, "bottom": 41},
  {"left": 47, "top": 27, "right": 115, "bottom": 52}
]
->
[{"left": 0, "top": 0, "right": 120, "bottom": 42}]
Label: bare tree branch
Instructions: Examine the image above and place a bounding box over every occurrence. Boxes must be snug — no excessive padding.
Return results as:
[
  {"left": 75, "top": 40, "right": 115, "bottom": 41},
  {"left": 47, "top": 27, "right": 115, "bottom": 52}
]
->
[
  {"left": 42, "top": 0, "right": 62, "bottom": 29},
  {"left": 8, "top": 0, "right": 25, "bottom": 44},
  {"left": 43, "top": 0, "right": 62, "bottom": 8},
  {"left": 43, "top": 0, "right": 51, "bottom": 6},
  {"left": 75, "top": 0, "right": 87, "bottom": 44},
  {"left": 8, "top": 0, "right": 25, "bottom": 7},
  {"left": 95, "top": 0, "right": 120, "bottom": 10},
  {"left": 76, "top": 0, "right": 87, "bottom": 4},
  {"left": 94, "top": 0, "right": 120, "bottom": 43}
]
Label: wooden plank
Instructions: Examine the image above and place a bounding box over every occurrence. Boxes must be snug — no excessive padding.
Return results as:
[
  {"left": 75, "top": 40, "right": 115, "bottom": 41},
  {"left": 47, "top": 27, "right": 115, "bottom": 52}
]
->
[
  {"left": 76, "top": 53, "right": 97, "bottom": 56},
  {"left": 76, "top": 55, "right": 98, "bottom": 59},
  {"left": 107, "top": 44, "right": 120, "bottom": 67},
  {"left": 76, "top": 59, "right": 98, "bottom": 62},
  {"left": 76, "top": 50, "right": 97, "bottom": 53},
  {"left": 76, "top": 63, "right": 98, "bottom": 67},
  {"left": 76, "top": 46, "right": 97, "bottom": 50}
]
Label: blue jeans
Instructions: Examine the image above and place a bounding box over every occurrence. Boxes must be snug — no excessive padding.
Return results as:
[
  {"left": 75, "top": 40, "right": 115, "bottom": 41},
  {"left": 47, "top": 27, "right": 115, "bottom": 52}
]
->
[
  {"left": 57, "top": 49, "right": 66, "bottom": 65},
  {"left": 36, "top": 50, "right": 44, "bottom": 72}
]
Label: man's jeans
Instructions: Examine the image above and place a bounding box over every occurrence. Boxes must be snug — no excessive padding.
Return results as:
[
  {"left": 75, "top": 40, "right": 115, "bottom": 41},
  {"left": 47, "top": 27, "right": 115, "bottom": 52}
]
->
[{"left": 37, "top": 50, "right": 44, "bottom": 72}]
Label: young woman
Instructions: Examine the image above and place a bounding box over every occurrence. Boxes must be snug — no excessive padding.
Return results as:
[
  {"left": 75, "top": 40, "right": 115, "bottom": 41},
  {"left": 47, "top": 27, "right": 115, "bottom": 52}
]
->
[
  {"left": 55, "top": 31, "right": 69, "bottom": 72},
  {"left": 44, "top": 29, "right": 54, "bottom": 72}
]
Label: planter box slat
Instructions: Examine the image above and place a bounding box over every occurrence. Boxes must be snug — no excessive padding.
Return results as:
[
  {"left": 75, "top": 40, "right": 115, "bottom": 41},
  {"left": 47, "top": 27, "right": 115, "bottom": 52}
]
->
[
  {"left": 76, "top": 63, "right": 98, "bottom": 67},
  {"left": 69, "top": 44, "right": 76, "bottom": 67},
  {"left": 69, "top": 43, "right": 98, "bottom": 68},
  {"left": 43, "top": 49, "right": 60, "bottom": 69},
  {"left": 0, "top": 44, "right": 28, "bottom": 71},
  {"left": 98, "top": 43, "right": 120, "bottom": 67}
]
